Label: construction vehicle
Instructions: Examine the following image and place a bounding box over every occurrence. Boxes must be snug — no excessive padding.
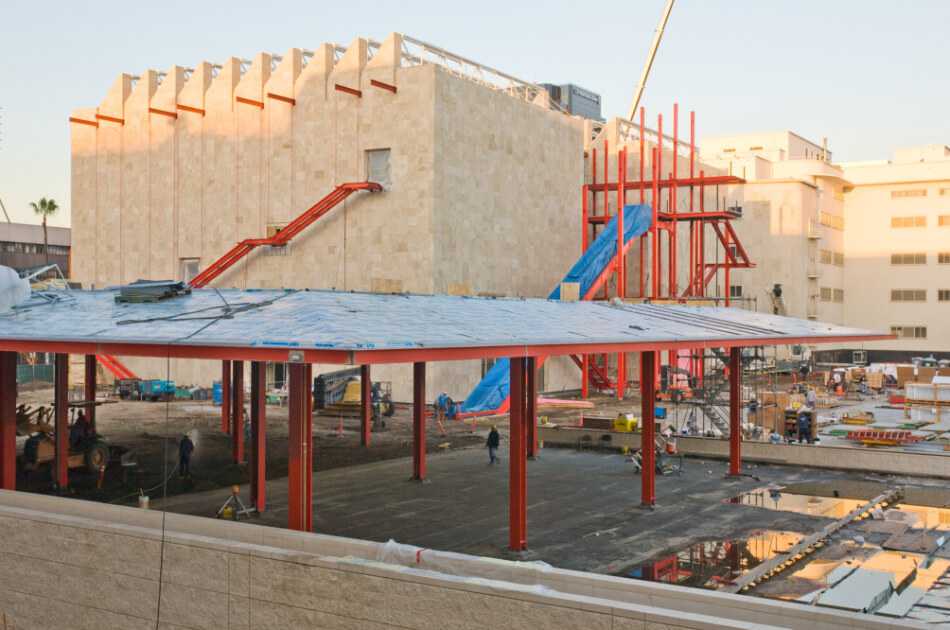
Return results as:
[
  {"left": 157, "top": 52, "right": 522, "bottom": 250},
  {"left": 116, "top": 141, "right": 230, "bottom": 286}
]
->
[{"left": 16, "top": 404, "right": 123, "bottom": 475}]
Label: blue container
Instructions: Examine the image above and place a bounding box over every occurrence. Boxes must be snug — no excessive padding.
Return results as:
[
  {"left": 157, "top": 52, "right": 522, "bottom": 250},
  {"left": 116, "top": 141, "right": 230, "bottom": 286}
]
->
[
  {"left": 655, "top": 406, "right": 667, "bottom": 420},
  {"left": 212, "top": 380, "right": 223, "bottom": 406}
]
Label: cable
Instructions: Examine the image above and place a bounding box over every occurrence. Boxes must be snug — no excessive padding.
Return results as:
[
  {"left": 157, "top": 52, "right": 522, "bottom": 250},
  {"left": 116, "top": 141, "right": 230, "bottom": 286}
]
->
[{"left": 153, "top": 352, "right": 171, "bottom": 629}]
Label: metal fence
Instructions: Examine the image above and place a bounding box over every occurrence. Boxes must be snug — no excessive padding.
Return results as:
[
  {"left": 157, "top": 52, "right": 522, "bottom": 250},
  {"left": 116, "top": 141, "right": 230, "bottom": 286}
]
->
[{"left": 17, "top": 363, "right": 54, "bottom": 385}]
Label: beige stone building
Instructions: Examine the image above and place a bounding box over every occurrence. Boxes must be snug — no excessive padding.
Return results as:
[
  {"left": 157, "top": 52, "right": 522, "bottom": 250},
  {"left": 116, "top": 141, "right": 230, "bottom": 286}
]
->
[{"left": 69, "top": 34, "right": 588, "bottom": 398}]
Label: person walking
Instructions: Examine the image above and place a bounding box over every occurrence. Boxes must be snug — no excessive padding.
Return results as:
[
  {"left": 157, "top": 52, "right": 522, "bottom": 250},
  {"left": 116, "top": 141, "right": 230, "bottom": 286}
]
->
[
  {"left": 179, "top": 434, "right": 195, "bottom": 478},
  {"left": 486, "top": 425, "right": 500, "bottom": 464}
]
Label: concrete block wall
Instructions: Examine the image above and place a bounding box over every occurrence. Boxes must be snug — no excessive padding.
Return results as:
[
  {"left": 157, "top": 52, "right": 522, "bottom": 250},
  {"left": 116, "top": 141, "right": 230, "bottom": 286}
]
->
[
  {"left": 0, "top": 490, "right": 912, "bottom": 630},
  {"left": 70, "top": 33, "right": 587, "bottom": 401}
]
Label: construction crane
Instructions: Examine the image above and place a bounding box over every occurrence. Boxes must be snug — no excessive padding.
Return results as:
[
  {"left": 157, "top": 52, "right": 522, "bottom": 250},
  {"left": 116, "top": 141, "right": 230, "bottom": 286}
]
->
[
  {"left": 0, "top": 196, "right": 10, "bottom": 223},
  {"left": 628, "top": 0, "right": 676, "bottom": 121}
]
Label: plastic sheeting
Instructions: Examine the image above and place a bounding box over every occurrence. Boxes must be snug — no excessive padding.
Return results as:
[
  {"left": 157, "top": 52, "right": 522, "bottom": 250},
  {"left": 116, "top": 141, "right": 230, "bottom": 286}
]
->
[
  {"left": 0, "top": 265, "right": 30, "bottom": 312},
  {"left": 462, "top": 204, "right": 652, "bottom": 413}
]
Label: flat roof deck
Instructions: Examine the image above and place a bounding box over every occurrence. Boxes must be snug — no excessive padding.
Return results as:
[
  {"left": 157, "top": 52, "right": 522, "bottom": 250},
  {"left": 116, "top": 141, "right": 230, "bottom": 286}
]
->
[{"left": 0, "top": 288, "right": 888, "bottom": 362}]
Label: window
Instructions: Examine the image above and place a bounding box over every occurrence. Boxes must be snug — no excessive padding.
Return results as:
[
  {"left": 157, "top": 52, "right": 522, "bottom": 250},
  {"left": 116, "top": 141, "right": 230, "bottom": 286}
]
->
[
  {"left": 891, "top": 215, "right": 927, "bottom": 228},
  {"left": 891, "top": 289, "right": 926, "bottom": 302},
  {"left": 366, "top": 148, "right": 391, "bottom": 189},
  {"left": 939, "top": 215, "right": 950, "bottom": 226},
  {"left": 748, "top": 145, "right": 764, "bottom": 151},
  {"left": 891, "top": 252, "right": 927, "bottom": 265},
  {"left": 722, "top": 148, "right": 736, "bottom": 153},
  {"left": 939, "top": 289, "right": 950, "bottom": 302},
  {"left": 833, "top": 252, "right": 844, "bottom": 266},
  {"left": 940, "top": 253, "right": 950, "bottom": 264},
  {"left": 941, "top": 188, "right": 950, "bottom": 196},
  {"left": 820, "top": 250, "right": 844, "bottom": 266},
  {"left": 729, "top": 285, "right": 743, "bottom": 298},
  {"left": 179, "top": 258, "right": 200, "bottom": 284},
  {"left": 820, "top": 249, "right": 832, "bottom": 264},
  {"left": 819, "top": 212, "right": 844, "bottom": 230},
  {"left": 820, "top": 287, "right": 832, "bottom": 302},
  {"left": 890, "top": 326, "right": 927, "bottom": 339},
  {"left": 833, "top": 289, "right": 844, "bottom": 303},
  {"left": 891, "top": 189, "right": 927, "bottom": 198}
]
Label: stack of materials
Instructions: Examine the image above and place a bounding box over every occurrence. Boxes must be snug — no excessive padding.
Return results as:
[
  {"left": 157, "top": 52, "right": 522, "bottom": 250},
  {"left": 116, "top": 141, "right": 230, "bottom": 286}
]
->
[{"left": 115, "top": 280, "right": 191, "bottom": 303}]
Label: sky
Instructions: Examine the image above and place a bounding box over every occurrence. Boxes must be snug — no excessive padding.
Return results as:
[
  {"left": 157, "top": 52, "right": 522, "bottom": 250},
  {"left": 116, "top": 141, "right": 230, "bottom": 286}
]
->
[{"left": 1, "top": 0, "right": 948, "bottom": 227}]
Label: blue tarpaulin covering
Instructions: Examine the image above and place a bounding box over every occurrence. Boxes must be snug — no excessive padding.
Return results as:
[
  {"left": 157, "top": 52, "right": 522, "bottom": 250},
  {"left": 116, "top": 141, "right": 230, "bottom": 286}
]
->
[{"left": 461, "top": 204, "right": 653, "bottom": 413}]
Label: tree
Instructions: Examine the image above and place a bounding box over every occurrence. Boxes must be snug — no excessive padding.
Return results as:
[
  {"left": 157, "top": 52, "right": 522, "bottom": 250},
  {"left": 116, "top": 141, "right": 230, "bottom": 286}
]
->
[{"left": 29, "top": 197, "right": 59, "bottom": 264}]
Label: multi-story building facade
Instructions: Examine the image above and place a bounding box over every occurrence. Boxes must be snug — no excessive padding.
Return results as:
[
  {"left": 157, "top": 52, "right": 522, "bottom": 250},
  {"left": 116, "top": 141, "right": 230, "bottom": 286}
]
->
[{"left": 0, "top": 222, "right": 71, "bottom": 277}]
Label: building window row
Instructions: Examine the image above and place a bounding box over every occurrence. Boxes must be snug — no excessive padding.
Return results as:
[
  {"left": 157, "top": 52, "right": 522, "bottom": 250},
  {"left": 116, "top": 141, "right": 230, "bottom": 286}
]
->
[
  {"left": 941, "top": 253, "right": 950, "bottom": 264},
  {"left": 891, "top": 289, "right": 927, "bottom": 302},
  {"left": 891, "top": 215, "right": 927, "bottom": 228},
  {"left": 819, "top": 287, "right": 844, "bottom": 303},
  {"left": 940, "top": 289, "right": 950, "bottom": 302},
  {"left": 890, "top": 326, "right": 927, "bottom": 339},
  {"left": 819, "top": 212, "right": 844, "bottom": 231},
  {"left": 729, "top": 285, "right": 742, "bottom": 298},
  {"left": 940, "top": 215, "right": 950, "bottom": 227},
  {"left": 820, "top": 249, "right": 844, "bottom": 266},
  {"left": 890, "top": 189, "right": 927, "bottom": 198},
  {"left": 891, "top": 252, "right": 927, "bottom": 265},
  {"left": 0, "top": 241, "right": 69, "bottom": 256}
]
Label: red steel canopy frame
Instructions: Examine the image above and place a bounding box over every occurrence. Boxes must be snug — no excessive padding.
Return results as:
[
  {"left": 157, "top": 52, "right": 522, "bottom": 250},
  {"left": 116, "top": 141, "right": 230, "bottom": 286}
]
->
[
  {"left": 0, "top": 312, "right": 887, "bottom": 552},
  {"left": 581, "top": 104, "right": 752, "bottom": 398}
]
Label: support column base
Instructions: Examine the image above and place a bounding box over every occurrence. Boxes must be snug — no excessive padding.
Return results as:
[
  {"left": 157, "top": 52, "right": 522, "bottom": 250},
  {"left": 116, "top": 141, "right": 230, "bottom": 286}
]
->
[{"left": 409, "top": 477, "right": 430, "bottom": 484}]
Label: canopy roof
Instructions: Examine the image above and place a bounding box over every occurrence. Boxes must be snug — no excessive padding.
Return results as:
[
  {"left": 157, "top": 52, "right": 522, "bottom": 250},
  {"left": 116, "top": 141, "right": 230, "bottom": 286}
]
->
[{"left": 0, "top": 288, "right": 889, "bottom": 364}]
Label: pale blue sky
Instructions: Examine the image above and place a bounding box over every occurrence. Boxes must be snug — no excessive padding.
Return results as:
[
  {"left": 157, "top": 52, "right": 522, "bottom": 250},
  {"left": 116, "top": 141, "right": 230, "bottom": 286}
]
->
[{"left": 2, "top": 0, "right": 948, "bottom": 227}]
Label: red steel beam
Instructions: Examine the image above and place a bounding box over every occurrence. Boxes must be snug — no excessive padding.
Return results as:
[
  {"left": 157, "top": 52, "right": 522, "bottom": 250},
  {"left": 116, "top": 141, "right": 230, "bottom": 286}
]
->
[
  {"left": 84, "top": 355, "right": 97, "bottom": 431},
  {"left": 640, "top": 351, "right": 656, "bottom": 507},
  {"left": 334, "top": 83, "right": 362, "bottom": 97},
  {"left": 526, "top": 357, "right": 538, "bottom": 458},
  {"left": 509, "top": 357, "right": 527, "bottom": 550},
  {"left": 232, "top": 361, "right": 245, "bottom": 463},
  {"left": 360, "top": 365, "right": 371, "bottom": 447},
  {"left": 587, "top": 174, "right": 744, "bottom": 192},
  {"left": 54, "top": 353, "right": 69, "bottom": 489},
  {"left": 412, "top": 362, "right": 426, "bottom": 481},
  {"left": 287, "top": 363, "right": 312, "bottom": 531},
  {"left": 729, "top": 347, "right": 742, "bottom": 476},
  {"left": 221, "top": 360, "right": 231, "bottom": 434},
  {"left": 369, "top": 79, "right": 397, "bottom": 93},
  {"left": 0, "top": 352, "right": 16, "bottom": 490},
  {"left": 250, "top": 361, "right": 267, "bottom": 512}
]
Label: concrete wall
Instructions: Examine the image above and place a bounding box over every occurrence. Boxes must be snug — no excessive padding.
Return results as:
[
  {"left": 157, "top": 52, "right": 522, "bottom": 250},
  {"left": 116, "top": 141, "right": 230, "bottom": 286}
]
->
[
  {"left": 539, "top": 425, "right": 950, "bottom": 478},
  {"left": 0, "top": 490, "right": 912, "bottom": 630}
]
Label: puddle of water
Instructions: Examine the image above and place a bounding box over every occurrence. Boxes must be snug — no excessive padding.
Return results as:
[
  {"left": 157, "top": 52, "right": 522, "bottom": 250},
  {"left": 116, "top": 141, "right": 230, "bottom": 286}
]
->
[{"left": 616, "top": 530, "right": 803, "bottom": 589}]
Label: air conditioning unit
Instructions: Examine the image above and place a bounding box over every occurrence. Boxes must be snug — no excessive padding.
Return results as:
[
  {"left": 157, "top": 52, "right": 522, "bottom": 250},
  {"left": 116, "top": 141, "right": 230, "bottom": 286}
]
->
[{"left": 852, "top": 350, "right": 867, "bottom": 365}]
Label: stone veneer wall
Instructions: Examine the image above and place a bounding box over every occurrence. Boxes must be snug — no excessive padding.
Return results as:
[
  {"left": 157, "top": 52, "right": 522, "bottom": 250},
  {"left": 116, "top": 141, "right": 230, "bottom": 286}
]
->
[
  {"left": 69, "top": 33, "right": 586, "bottom": 401},
  {"left": 0, "top": 490, "right": 911, "bottom": 630}
]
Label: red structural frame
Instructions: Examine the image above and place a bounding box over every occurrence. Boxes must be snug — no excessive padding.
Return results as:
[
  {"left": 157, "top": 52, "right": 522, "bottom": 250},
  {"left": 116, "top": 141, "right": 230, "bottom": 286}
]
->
[{"left": 578, "top": 105, "right": 753, "bottom": 399}]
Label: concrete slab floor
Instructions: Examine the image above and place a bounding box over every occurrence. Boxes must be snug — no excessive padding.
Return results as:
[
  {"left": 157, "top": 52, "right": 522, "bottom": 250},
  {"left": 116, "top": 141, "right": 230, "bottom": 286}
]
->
[{"left": 154, "top": 444, "right": 920, "bottom": 574}]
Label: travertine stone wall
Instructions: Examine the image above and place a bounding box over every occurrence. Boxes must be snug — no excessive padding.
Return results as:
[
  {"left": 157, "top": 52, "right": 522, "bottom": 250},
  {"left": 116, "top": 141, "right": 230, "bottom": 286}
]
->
[
  {"left": 71, "top": 33, "right": 587, "bottom": 399},
  {"left": 2, "top": 489, "right": 893, "bottom": 630}
]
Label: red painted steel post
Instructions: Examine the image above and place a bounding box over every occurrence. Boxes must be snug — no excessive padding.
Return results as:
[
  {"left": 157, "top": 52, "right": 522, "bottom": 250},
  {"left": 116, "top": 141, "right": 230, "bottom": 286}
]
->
[
  {"left": 221, "top": 360, "right": 231, "bottom": 434},
  {"left": 412, "top": 362, "right": 426, "bottom": 481},
  {"left": 670, "top": 104, "right": 678, "bottom": 297},
  {"left": 304, "top": 364, "right": 313, "bottom": 532},
  {"left": 54, "top": 353, "right": 68, "bottom": 489},
  {"left": 526, "top": 357, "right": 538, "bottom": 458},
  {"left": 640, "top": 351, "right": 656, "bottom": 507},
  {"left": 581, "top": 355, "right": 589, "bottom": 399},
  {"left": 581, "top": 184, "right": 589, "bottom": 251},
  {"left": 509, "top": 357, "right": 527, "bottom": 550},
  {"left": 287, "top": 363, "right": 312, "bottom": 531},
  {"left": 250, "top": 361, "right": 267, "bottom": 512},
  {"left": 0, "top": 352, "right": 16, "bottom": 490},
  {"left": 360, "top": 365, "right": 371, "bottom": 447},
  {"left": 724, "top": 225, "right": 731, "bottom": 307},
  {"left": 651, "top": 147, "right": 660, "bottom": 299},
  {"left": 84, "top": 355, "right": 97, "bottom": 431},
  {"left": 639, "top": 106, "right": 646, "bottom": 298},
  {"left": 232, "top": 360, "right": 245, "bottom": 463},
  {"left": 729, "top": 347, "right": 742, "bottom": 476},
  {"left": 617, "top": 148, "right": 626, "bottom": 400}
]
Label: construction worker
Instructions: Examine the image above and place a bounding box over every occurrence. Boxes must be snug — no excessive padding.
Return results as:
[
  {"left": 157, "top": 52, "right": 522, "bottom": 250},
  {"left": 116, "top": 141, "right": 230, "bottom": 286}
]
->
[
  {"left": 805, "top": 387, "right": 817, "bottom": 409},
  {"left": 435, "top": 392, "right": 449, "bottom": 436},
  {"left": 486, "top": 425, "right": 500, "bottom": 464},
  {"left": 69, "top": 411, "right": 93, "bottom": 448},
  {"left": 179, "top": 434, "right": 195, "bottom": 478}
]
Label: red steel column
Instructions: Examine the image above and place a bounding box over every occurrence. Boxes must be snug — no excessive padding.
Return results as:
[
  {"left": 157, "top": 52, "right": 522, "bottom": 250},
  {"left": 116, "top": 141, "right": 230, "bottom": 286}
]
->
[
  {"left": 304, "top": 364, "right": 313, "bottom": 532},
  {"left": 526, "top": 357, "right": 538, "bottom": 459},
  {"left": 509, "top": 357, "right": 527, "bottom": 550},
  {"left": 729, "top": 347, "right": 742, "bottom": 476},
  {"left": 581, "top": 355, "right": 589, "bottom": 399},
  {"left": 287, "top": 363, "right": 312, "bottom": 531},
  {"left": 640, "top": 351, "right": 656, "bottom": 507},
  {"left": 221, "top": 360, "right": 231, "bottom": 434},
  {"left": 250, "top": 361, "right": 267, "bottom": 512},
  {"left": 232, "top": 360, "right": 245, "bottom": 463},
  {"left": 0, "top": 352, "right": 17, "bottom": 490},
  {"left": 412, "top": 362, "right": 426, "bottom": 481},
  {"left": 84, "top": 355, "right": 97, "bottom": 431},
  {"left": 360, "top": 365, "right": 371, "bottom": 447},
  {"left": 54, "top": 353, "right": 69, "bottom": 489}
]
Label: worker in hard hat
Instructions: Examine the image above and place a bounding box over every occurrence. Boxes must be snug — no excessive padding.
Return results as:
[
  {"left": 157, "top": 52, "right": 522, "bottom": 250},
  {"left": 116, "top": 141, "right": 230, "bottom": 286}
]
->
[
  {"left": 179, "top": 434, "right": 195, "bottom": 478},
  {"left": 486, "top": 425, "right": 500, "bottom": 464}
]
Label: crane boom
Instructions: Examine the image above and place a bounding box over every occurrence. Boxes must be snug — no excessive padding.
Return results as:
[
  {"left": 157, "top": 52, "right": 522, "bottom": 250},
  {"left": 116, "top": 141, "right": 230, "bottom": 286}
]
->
[{"left": 627, "top": 0, "right": 675, "bottom": 121}]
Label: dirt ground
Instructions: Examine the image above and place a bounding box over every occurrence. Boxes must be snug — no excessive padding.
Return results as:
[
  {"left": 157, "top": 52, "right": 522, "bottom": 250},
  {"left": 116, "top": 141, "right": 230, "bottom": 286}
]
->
[{"left": 14, "top": 387, "right": 485, "bottom": 505}]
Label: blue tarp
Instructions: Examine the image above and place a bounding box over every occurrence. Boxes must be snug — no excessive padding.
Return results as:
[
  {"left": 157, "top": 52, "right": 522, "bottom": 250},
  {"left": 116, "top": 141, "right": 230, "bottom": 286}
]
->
[{"left": 461, "top": 204, "right": 652, "bottom": 413}]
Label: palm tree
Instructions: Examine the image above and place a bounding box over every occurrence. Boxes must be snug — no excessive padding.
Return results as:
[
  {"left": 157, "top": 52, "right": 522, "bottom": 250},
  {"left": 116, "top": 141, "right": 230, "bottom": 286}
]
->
[{"left": 29, "top": 197, "right": 59, "bottom": 264}]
